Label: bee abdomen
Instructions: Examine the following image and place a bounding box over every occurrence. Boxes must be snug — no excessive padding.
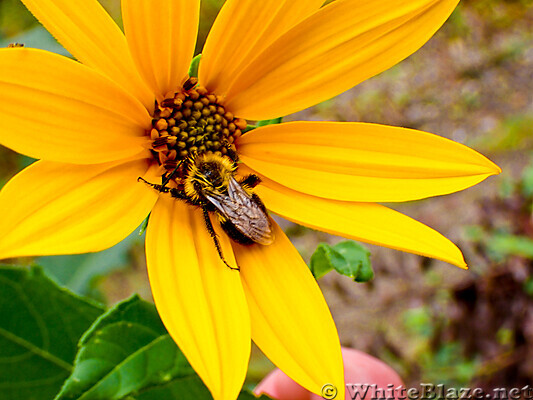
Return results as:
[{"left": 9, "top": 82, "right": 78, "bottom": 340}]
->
[{"left": 219, "top": 218, "right": 255, "bottom": 245}]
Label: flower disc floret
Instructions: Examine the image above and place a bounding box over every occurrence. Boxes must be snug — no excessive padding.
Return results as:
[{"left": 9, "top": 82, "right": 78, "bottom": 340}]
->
[{"left": 150, "top": 77, "right": 246, "bottom": 176}]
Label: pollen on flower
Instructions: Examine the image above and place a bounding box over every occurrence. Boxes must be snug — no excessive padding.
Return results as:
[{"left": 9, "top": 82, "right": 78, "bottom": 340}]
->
[{"left": 149, "top": 77, "right": 246, "bottom": 177}]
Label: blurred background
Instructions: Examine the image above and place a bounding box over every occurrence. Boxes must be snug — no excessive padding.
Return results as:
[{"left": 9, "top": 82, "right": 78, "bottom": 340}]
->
[{"left": 0, "top": 0, "right": 532, "bottom": 391}]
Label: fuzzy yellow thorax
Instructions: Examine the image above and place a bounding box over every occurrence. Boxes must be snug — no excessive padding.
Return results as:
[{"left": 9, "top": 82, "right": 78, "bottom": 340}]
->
[{"left": 184, "top": 153, "right": 236, "bottom": 202}]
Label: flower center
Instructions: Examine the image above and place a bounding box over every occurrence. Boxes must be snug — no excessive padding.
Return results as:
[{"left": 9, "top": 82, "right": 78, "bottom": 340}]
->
[{"left": 149, "top": 77, "right": 247, "bottom": 176}]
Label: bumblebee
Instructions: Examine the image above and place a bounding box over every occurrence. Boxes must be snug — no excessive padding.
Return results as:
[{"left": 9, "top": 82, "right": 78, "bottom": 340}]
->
[{"left": 139, "top": 153, "right": 274, "bottom": 270}]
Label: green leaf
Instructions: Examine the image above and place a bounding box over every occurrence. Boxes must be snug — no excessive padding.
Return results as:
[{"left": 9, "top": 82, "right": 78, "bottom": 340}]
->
[
  {"left": 402, "top": 307, "right": 433, "bottom": 337},
  {"left": 0, "top": 265, "right": 104, "bottom": 400},
  {"left": 498, "top": 175, "right": 514, "bottom": 199},
  {"left": 136, "top": 376, "right": 273, "bottom": 400},
  {"left": 334, "top": 241, "right": 374, "bottom": 282},
  {"left": 139, "top": 216, "right": 150, "bottom": 236},
  {"left": 487, "top": 233, "right": 533, "bottom": 260},
  {"left": 521, "top": 162, "right": 533, "bottom": 198},
  {"left": 55, "top": 296, "right": 193, "bottom": 400},
  {"left": 36, "top": 229, "right": 142, "bottom": 297},
  {"left": 309, "top": 241, "right": 373, "bottom": 282},
  {"left": 472, "top": 114, "right": 533, "bottom": 152},
  {"left": 309, "top": 243, "right": 345, "bottom": 279},
  {"left": 135, "top": 376, "right": 211, "bottom": 400},
  {"left": 257, "top": 117, "right": 282, "bottom": 127},
  {"left": 0, "top": 0, "right": 39, "bottom": 38},
  {"left": 243, "top": 117, "right": 283, "bottom": 133},
  {"left": 188, "top": 53, "right": 202, "bottom": 79},
  {"left": 238, "top": 391, "right": 273, "bottom": 400},
  {"left": 523, "top": 277, "right": 533, "bottom": 297}
]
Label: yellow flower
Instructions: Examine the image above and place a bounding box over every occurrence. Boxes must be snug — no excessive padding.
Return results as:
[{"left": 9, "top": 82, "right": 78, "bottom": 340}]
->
[{"left": 0, "top": 0, "right": 499, "bottom": 399}]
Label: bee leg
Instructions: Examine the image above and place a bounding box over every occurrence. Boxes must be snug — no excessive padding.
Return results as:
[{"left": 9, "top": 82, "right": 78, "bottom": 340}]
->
[
  {"left": 222, "top": 141, "right": 239, "bottom": 163},
  {"left": 202, "top": 207, "right": 240, "bottom": 271},
  {"left": 139, "top": 157, "right": 187, "bottom": 194},
  {"left": 239, "top": 174, "right": 262, "bottom": 189},
  {"left": 160, "top": 157, "right": 187, "bottom": 188},
  {"left": 137, "top": 177, "right": 172, "bottom": 193}
]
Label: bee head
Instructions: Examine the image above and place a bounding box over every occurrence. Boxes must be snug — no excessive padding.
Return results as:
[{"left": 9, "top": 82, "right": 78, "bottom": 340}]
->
[{"left": 184, "top": 153, "right": 236, "bottom": 200}]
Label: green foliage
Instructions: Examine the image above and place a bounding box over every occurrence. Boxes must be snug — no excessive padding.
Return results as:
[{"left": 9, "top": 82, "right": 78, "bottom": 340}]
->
[
  {"left": 466, "top": 157, "right": 533, "bottom": 262},
  {"left": 136, "top": 376, "right": 272, "bottom": 400},
  {"left": 243, "top": 117, "right": 283, "bottom": 133},
  {"left": 139, "top": 216, "right": 150, "bottom": 236},
  {"left": 496, "top": 327, "right": 514, "bottom": 347},
  {"left": 55, "top": 296, "right": 193, "bottom": 400},
  {"left": 523, "top": 277, "right": 533, "bottom": 297},
  {"left": 0, "top": 267, "right": 272, "bottom": 400},
  {"left": 135, "top": 377, "right": 212, "bottom": 400},
  {"left": 519, "top": 163, "right": 533, "bottom": 198},
  {"left": 0, "top": 0, "right": 38, "bottom": 38},
  {"left": 36, "top": 230, "right": 142, "bottom": 298},
  {"left": 401, "top": 307, "right": 479, "bottom": 386},
  {"left": 486, "top": 233, "right": 533, "bottom": 261},
  {"left": 256, "top": 118, "right": 283, "bottom": 127},
  {"left": 237, "top": 392, "right": 273, "bottom": 400},
  {"left": 473, "top": 114, "right": 533, "bottom": 152},
  {"left": 446, "top": 6, "right": 471, "bottom": 38},
  {"left": 422, "top": 343, "right": 479, "bottom": 386},
  {"left": 403, "top": 307, "right": 433, "bottom": 337},
  {"left": 497, "top": 175, "right": 515, "bottom": 199},
  {"left": 0, "top": 266, "right": 104, "bottom": 400},
  {"left": 195, "top": 0, "right": 224, "bottom": 53},
  {"left": 188, "top": 54, "right": 202, "bottom": 79},
  {"left": 310, "top": 241, "right": 373, "bottom": 282}
]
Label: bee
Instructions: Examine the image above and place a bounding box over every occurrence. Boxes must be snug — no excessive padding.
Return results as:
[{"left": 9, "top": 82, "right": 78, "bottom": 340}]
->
[{"left": 139, "top": 152, "right": 274, "bottom": 270}]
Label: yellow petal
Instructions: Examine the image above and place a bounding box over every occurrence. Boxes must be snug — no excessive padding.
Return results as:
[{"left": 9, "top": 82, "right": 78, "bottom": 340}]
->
[
  {"left": 122, "top": 0, "right": 199, "bottom": 99},
  {"left": 237, "top": 122, "right": 500, "bottom": 202},
  {"left": 20, "top": 0, "right": 154, "bottom": 109},
  {"left": 146, "top": 197, "right": 250, "bottom": 400},
  {"left": 199, "top": 0, "right": 323, "bottom": 95},
  {"left": 225, "top": 0, "right": 459, "bottom": 120},
  {"left": 233, "top": 222, "right": 344, "bottom": 397},
  {"left": 0, "top": 158, "right": 158, "bottom": 260},
  {"left": 0, "top": 48, "right": 151, "bottom": 164},
  {"left": 240, "top": 166, "right": 466, "bottom": 268}
]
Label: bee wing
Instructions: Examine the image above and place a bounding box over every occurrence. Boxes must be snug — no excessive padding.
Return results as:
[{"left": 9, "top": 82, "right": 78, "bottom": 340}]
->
[{"left": 205, "top": 177, "right": 274, "bottom": 245}]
